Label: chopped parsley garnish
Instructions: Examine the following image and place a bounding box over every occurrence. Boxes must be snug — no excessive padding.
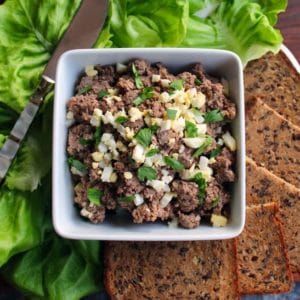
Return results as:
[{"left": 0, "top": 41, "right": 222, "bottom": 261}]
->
[
  {"left": 167, "top": 109, "right": 177, "bottom": 120},
  {"left": 149, "top": 124, "right": 159, "bottom": 133},
  {"left": 211, "top": 196, "right": 221, "bottom": 208},
  {"left": 115, "top": 116, "right": 129, "bottom": 124},
  {"left": 87, "top": 188, "right": 103, "bottom": 206},
  {"left": 204, "top": 109, "right": 224, "bottom": 123},
  {"left": 192, "top": 172, "right": 207, "bottom": 205},
  {"left": 132, "top": 64, "right": 144, "bottom": 89},
  {"left": 133, "top": 86, "right": 154, "bottom": 106},
  {"left": 195, "top": 78, "right": 202, "bottom": 86},
  {"left": 118, "top": 195, "right": 135, "bottom": 203},
  {"left": 135, "top": 128, "right": 152, "bottom": 148},
  {"left": 192, "top": 136, "right": 213, "bottom": 157},
  {"left": 67, "top": 157, "right": 87, "bottom": 173},
  {"left": 79, "top": 138, "right": 93, "bottom": 145},
  {"left": 94, "top": 126, "right": 102, "bottom": 145},
  {"left": 146, "top": 148, "right": 159, "bottom": 157},
  {"left": 97, "top": 90, "right": 109, "bottom": 99},
  {"left": 185, "top": 121, "right": 198, "bottom": 138},
  {"left": 191, "top": 108, "right": 203, "bottom": 116},
  {"left": 164, "top": 156, "right": 184, "bottom": 171},
  {"left": 210, "top": 147, "right": 222, "bottom": 158},
  {"left": 137, "top": 166, "right": 157, "bottom": 181},
  {"left": 78, "top": 85, "right": 92, "bottom": 95},
  {"left": 169, "top": 79, "right": 184, "bottom": 90}
]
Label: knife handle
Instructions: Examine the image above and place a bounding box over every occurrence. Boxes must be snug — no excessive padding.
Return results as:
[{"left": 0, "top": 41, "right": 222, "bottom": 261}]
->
[{"left": 0, "top": 76, "right": 54, "bottom": 183}]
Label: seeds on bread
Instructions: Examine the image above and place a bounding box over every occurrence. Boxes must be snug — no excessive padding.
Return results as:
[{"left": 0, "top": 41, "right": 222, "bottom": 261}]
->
[
  {"left": 104, "top": 240, "right": 239, "bottom": 299},
  {"left": 235, "top": 203, "right": 292, "bottom": 294},
  {"left": 246, "top": 97, "right": 300, "bottom": 187},
  {"left": 246, "top": 156, "right": 300, "bottom": 281},
  {"left": 244, "top": 51, "right": 300, "bottom": 125}
]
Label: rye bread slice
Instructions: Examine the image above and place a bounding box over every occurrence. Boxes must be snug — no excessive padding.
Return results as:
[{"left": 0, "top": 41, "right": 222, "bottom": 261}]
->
[
  {"left": 235, "top": 203, "right": 292, "bottom": 295},
  {"left": 246, "top": 156, "right": 300, "bottom": 281},
  {"left": 245, "top": 97, "right": 300, "bottom": 187},
  {"left": 104, "top": 240, "right": 239, "bottom": 299},
  {"left": 244, "top": 51, "right": 300, "bottom": 125}
]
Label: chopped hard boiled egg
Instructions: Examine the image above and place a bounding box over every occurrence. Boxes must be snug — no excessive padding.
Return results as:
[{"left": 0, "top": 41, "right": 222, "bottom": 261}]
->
[
  {"left": 211, "top": 214, "right": 228, "bottom": 227},
  {"left": 183, "top": 137, "right": 206, "bottom": 149},
  {"left": 222, "top": 131, "right": 236, "bottom": 151}
]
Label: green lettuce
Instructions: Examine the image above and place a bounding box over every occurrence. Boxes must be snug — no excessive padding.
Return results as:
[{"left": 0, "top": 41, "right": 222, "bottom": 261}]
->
[
  {"left": 96, "top": 0, "right": 189, "bottom": 47},
  {"left": 0, "top": 178, "right": 49, "bottom": 267},
  {"left": 0, "top": 0, "right": 287, "bottom": 298},
  {"left": 181, "top": 0, "right": 287, "bottom": 65},
  {"left": 0, "top": 0, "right": 81, "bottom": 112},
  {"left": 2, "top": 236, "right": 102, "bottom": 300}
]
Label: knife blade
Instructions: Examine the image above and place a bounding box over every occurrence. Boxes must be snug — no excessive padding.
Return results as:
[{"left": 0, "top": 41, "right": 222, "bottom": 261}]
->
[{"left": 0, "top": 0, "right": 109, "bottom": 182}]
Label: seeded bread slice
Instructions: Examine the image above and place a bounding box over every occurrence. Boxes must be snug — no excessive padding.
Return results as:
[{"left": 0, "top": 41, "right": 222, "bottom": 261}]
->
[
  {"left": 235, "top": 203, "right": 292, "bottom": 295},
  {"left": 246, "top": 97, "right": 300, "bottom": 187},
  {"left": 104, "top": 240, "right": 239, "bottom": 300},
  {"left": 246, "top": 156, "right": 300, "bottom": 281},
  {"left": 244, "top": 51, "right": 300, "bottom": 125}
]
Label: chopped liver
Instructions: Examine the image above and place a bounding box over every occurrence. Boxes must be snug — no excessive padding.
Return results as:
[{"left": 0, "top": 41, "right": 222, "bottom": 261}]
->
[{"left": 66, "top": 59, "right": 237, "bottom": 228}]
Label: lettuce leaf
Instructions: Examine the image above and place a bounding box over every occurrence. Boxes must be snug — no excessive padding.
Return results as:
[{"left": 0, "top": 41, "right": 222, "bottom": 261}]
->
[
  {"left": 2, "top": 236, "right": 102, "bottom": 300},
  {"left": 182, "top": 0, "right": 286, "bottom": 65},
  {"left": 0, "top": 0, "right": 81, "bottom": 112},
  {"left": 96, "top": 0, "right": 189, "bottom": 47},
  {"left": 0, "top": 178, "right": 49, "bottom": 267}
]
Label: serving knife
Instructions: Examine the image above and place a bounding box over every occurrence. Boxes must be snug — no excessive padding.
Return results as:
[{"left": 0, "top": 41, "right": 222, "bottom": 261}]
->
[{"left": 0, "top": 0, "right": 109, "bottom": 182}]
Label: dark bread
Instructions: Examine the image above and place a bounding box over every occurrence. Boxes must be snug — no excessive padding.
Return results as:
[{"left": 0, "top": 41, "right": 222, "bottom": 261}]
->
[
  {"left": 104, "top": 240, "right": 239, "bottom": 299},
  {"left": 235, "top": 203, "right": 292, "bottom": 295},
  {"left": 244, "top": 51, "right": 300, "bottom": 125},
  {"left": 245, "top": 97, "right": 300, "bottom": 187},
  {"left": 246, "top": 156, "right": 300, "bottom": 281}
]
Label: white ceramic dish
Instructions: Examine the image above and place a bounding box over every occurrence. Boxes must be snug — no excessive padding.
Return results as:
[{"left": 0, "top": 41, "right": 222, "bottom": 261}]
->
[{"left": 52, "top": 48, "right": 245, "bottom": 240}]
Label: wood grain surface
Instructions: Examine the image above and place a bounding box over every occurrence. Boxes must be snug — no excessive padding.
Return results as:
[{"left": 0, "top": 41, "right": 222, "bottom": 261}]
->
[{"left": 277, "top": 0, "right": 300, "bottom": 61}]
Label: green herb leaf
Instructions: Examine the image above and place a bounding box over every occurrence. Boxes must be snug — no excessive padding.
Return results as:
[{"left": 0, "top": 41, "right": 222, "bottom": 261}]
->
[
  {"left": 170, "top": 79, "right": 184, "bottom": 90},
  {"left": 204, "top": 110, "right": 224, "bottom": 123},
  {"left": 94, "top": 127, "right": 102, "bottom": 146},
  {"left": 191, "top": 108, "right": 203, "bottom": 117},
  {"left": 115, "top": 116, "right": 129, "bottom": 124},
  {"left": 195, "top": 78, "right": 202, "bottom": 86},
  {"left": 97, "top": 90, "right": 109, "bottom": 99},
  {"left": 137, "top": 166, "right": 157, "bottom": 181},
  {"left": 146, "top": 148, "right": 159, "bottom": 157},
  {"left": 192, "top": 172, "right": 207, "bottom": 205},
  {"left": 79, "top": 138, "right": 93, "bottom": 145},
  {"left": 164, "top": 156, "right": 184, "bottom": 171},
  {"left": 185, "top": 120, "right": 198, "bottom": 138},
  {"left": 192, "top": 136, "right": 213, "bottom": 158},
  {"left": 132, "top": 96, "right": 144, "bottom": 106},
  {"left": 135, "top": 128, "right": 152, "bottom": 148},
  {"left": 210, "top": 147, "right": 222, "bottom": 159},
  {"left": 78, "top": 85, "right": 92, "bottom": 95},
  {"left": 132, "top": 64, "right": 144, "bottom": 89},
  {"left": 211, "top": 196, "right": 220, "bottom": 208},
  {"left": 67, "top": 157, "right": 87, "bottom": 174},
  {"left": 149, "top": 124, "right": 159, "bottom": 133},
  {"left": 133, "top": 86, "right": 154, "bottom": 106},
  {"left": 167, "top": 109, "right": 177, "bottom": 120},
  {"left": 118, "top": 195, "right": 135, "bottom": 203},
  {"left": 87, "top": 188, "right": 103, "bottom": 206}
]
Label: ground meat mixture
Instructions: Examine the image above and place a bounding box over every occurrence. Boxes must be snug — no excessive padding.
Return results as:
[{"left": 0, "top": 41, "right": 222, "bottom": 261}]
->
[{"left": 66, "top": 59, "right": 237, "bottom": 228}]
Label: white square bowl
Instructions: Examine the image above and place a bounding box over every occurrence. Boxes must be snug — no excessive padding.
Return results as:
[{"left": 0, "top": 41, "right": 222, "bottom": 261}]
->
[{"left": 53, "top": 48, "right": 245, "bottom": 240}]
